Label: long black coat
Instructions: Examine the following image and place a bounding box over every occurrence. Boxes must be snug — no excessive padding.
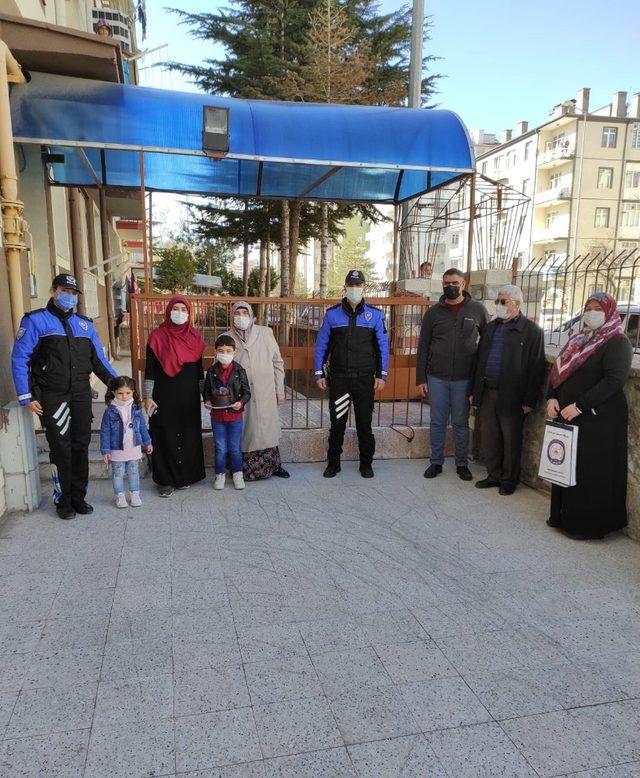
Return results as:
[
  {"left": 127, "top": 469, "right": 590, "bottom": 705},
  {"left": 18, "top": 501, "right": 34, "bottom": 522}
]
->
[
  {"left": 548, "top": 334, "right": 633, "bottom": 536},
  {"left": 471, "top": 315, "right": 546, "bottom": 415}
]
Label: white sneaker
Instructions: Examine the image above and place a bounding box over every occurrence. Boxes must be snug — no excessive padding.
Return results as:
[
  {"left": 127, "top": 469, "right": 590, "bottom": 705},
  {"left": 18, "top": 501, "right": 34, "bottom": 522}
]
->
[
  {"left": 130, "top": 491, "right": 142, "bottom": 507},
  {"left": 214, "top": 473, "right": 226, "bottom": 490},
  {"left": 232, "top": 472, "right": 245, "bottom": 490},
  {"left": 115, "top": 493, "right": 127, "bottom": 509}
]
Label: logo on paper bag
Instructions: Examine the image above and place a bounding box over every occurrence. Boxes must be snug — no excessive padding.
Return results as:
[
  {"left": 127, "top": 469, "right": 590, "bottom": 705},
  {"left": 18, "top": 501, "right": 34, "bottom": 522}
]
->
[{"left": 547, "top": 439, "right": 566, "bottom": 466}]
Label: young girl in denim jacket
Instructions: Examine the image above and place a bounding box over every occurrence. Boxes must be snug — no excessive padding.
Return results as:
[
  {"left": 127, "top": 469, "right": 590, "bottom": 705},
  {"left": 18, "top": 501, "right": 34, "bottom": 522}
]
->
[{"left": 100, "top": 376, "right": 152, "bottom": 508}]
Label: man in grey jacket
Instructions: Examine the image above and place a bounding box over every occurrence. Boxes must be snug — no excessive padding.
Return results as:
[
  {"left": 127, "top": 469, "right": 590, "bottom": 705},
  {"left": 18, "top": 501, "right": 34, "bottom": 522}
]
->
[{"left": 416, "top": 268, "right": 489, "bottom": 480}]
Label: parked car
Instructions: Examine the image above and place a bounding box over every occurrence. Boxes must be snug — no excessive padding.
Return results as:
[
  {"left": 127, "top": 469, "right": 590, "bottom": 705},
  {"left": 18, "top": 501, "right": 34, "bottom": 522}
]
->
[{"left": 545, "top": 303, "right": 640, "bottom": 349}]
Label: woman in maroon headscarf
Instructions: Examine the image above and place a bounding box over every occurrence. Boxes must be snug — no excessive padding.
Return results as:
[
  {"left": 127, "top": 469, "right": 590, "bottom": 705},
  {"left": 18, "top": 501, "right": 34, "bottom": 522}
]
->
[
  {"left": 143, "top": 296, "right": 206, "bottom": 496},
  {"left": 546, "top": 292, "right": 632, "bottom": 539}
]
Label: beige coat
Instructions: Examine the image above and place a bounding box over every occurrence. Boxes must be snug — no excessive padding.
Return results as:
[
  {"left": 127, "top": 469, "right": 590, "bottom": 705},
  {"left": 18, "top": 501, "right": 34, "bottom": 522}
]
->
[{"left": 224, "top": 324, "right": 285, "bottom": 452}]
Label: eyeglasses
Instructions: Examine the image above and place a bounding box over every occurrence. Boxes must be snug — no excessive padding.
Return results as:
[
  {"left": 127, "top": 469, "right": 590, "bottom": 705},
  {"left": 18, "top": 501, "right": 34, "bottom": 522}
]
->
[{"left": 494, "top": 299, "right": 510, "bottom": 305}]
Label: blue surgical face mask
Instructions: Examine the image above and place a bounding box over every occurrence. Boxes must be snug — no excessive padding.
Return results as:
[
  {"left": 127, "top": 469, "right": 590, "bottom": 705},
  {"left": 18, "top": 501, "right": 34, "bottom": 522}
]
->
[{"left": 55, "top": 291, "right": 78, "bottom": 311}]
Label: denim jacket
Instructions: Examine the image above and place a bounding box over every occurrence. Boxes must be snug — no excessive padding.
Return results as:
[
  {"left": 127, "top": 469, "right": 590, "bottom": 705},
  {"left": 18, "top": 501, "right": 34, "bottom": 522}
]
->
[{"left": 100, "top": 403, "right": 152, "bottom": 455}]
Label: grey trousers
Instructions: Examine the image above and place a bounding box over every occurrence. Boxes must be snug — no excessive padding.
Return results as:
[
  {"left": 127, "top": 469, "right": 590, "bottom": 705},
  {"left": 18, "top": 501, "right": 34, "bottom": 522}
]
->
[{"left": 478, "top": 389, "right": 525, "bottom": 486}]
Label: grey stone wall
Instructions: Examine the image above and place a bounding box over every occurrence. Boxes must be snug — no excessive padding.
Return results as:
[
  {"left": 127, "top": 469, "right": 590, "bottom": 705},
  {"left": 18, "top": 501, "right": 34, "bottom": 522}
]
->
[{"left": 520, "top": 359, "right": 640, "bottom": 541}]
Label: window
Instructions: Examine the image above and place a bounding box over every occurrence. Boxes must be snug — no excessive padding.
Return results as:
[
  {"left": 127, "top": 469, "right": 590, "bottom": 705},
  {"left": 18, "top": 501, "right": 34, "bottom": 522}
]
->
[
  {"left": 597, "top": 167, "right": 614, "bottom": 189},
  {"left": 621, "top": 203, "right": 640, "bottom": 227},
  {"left": 493, "top": 157, "right": 502, "bottom": 172},
  {"left": 625, "top": 170, "right": 640, "bottom": 188},
  {"left": 602, "top": 126, "right": 618, "bottom": 148},
  {"left": 524, "top": 141, "right": 532, "bottom": 160},
  {"left": 451, "top": 233, "right": 460, "bottom": 248},
  {"left": 632, "top": 124, "right": 640, "bottom": 149},
  {"left": 594, "top": 207, "right": 610, "bottom": 228},
  {"left": 548, "top": 172, "right": 562, "bottom": 189},
  {"left": 545, "top": 211, "right": 559, "bottom": 229},
  {"left": 522, "top": 179, "right": 530, "bottom": 195},
  {"left": 481, "top": 162, "right": 487, "bottom": 174}
]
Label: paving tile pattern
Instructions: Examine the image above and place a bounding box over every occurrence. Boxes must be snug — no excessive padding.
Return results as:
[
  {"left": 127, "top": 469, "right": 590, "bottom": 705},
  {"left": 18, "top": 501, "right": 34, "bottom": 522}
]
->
[{"left": 1, "top": 460, "right": 640, "bottom": 776}]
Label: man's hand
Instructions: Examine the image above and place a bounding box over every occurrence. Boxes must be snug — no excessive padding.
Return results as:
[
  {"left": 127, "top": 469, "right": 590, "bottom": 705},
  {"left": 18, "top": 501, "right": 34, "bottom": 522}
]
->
[
  {"left": 204, "top": 401, "right": 212, "bottom": 410},
  {"left": 560, "top": 403, "right": 581, "bottom": 422},
  {"left": 28, "top": 400, "right": 43, "bottom": 416},
  {"left": 316, "top": 379, "right": 327, "bottom": 391},
  {"left": 103, "top": 454, "right": 111, "bottom": 464},
  {"left": 276, "top": 394, "right": 285, "bottom": 406},
  {"left": 145, "top": 444, "right": 153, "bottom": 454},
  {"left": 418, "top": 383, "right": 428, "bottom": 398},
  {"left": 546, "top": 398, "right": 560, "bottom": 419},
  {"left": 374, "top": 378, "right": 386, "bottom": 392},
  {"left": 522, "top": 405, "right": 534, "bottom": 415},
  {"left": 144, "top": 398, "right": 157, "bottom": 415}
]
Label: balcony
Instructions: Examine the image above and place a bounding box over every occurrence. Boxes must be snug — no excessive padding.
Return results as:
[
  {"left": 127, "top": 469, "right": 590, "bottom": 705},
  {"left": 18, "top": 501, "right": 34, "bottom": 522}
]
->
[
  {"left": 534, "top": 186, "right": 572, "bottom": 207},
  {"left": 537, "top": 144, "right": 575, "bottom": 169},
  {"left": 618, "top": 224, "right": 640, "bottom": 241},
  {"left": 532, "top": 224, "right": 570, "bottom": 244}
]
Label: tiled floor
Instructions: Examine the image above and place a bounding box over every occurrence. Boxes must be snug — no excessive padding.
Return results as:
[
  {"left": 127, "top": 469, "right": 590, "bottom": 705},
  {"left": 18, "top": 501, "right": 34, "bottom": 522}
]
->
[{"left": 1, "top": 460, "right": 640, "bottom": 777}]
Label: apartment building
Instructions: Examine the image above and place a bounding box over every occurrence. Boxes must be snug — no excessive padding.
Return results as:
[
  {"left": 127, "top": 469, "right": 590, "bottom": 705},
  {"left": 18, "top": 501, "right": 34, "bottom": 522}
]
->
[{"left": 476, "top": 89, "right": 640, "bottom": 268}]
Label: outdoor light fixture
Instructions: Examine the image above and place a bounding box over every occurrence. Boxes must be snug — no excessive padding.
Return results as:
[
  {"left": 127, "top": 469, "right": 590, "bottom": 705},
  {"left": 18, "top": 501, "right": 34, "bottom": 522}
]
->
[{"left": 202, "top": 106, "right": 230, "bottom": 154}]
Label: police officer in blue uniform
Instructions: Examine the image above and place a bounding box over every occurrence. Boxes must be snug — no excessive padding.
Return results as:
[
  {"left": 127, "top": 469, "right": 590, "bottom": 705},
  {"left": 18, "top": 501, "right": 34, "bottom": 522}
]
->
[
  {"left": 11, "top": 274, "right": 117, "bottom": 519},
  {"left": 314, "top": 270, "right": 389, "bottom": 478}
]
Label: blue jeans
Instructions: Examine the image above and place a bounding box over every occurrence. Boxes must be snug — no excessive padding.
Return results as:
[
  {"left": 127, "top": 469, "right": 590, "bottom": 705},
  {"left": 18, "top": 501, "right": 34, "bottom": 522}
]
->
[
  {"left": 213, "top": 419, "right": 244, "bottom": 475},
  {"left": 111, "top": 460, "right": 140, "bottom": 494},
  {"left": 427, "top": 376, "right": 470, "bottom": 466}
]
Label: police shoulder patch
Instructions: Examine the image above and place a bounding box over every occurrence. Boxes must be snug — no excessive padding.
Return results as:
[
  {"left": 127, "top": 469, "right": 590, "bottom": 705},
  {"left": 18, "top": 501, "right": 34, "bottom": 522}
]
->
[
  {"left": 364, "top": 311, "right": 372, "bottom": 321},
  {"left": 78, "top": 319, "right": 89, "bottom": 331},
  {"left": 16, "top": 327, "right": 26, "bottom": 339}
]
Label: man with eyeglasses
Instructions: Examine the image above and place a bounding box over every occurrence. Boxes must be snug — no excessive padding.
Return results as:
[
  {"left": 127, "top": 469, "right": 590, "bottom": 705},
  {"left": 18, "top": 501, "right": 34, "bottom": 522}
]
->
[{"left": 470, "top": 284, "right": 545, "bottom": 495}]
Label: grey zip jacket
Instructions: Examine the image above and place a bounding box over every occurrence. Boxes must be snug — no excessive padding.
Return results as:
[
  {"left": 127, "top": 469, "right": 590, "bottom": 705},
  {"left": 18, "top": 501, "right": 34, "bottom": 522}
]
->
[{"left": 416, "top": 291, "right": 490, "bottom": 383}]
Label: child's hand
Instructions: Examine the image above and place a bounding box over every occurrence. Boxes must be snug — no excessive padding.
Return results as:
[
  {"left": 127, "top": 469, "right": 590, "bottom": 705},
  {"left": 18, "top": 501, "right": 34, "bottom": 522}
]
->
[
  {"left": 103, "top": 454, "right": 111, "bottom": 464},
  {"left": 231, "top": 402, "right": 242, "bottom": 410},
  {"left": 204, "top": 401, "right": 212, "bottom": 409},
  {"left": 145, "top": 444, "right": 153, "bottom": 454}
]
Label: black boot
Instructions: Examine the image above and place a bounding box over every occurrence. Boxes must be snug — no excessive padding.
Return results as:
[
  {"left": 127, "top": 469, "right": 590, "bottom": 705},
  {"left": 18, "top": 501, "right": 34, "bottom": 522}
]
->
[
  {"left": 72, "top": 499, "right": 94, "bottom": 514},
  {"left": 423, "top": 464, "right": 442, "bottom": 479},
  {"left": 456, "top": 466, "right": 473, "bottom": 481},
  {"left": 359, "top": 466, "right": 374, "bottom": 478},
  {"left": 56, "top": 501, "right": 76, "bottom": 520},
  {"left": 323, "top": 463, "right": 341, "bottom": 478}
]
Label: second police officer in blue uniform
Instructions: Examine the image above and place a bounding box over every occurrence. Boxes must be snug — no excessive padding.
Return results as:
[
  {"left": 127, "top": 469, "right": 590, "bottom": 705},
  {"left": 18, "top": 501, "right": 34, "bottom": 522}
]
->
[
  {"left": 314, "top": 270, "right": 389, "bottom": 478},
  {"left": 11, "top": 273, "right": 117, "bottom": 520}
]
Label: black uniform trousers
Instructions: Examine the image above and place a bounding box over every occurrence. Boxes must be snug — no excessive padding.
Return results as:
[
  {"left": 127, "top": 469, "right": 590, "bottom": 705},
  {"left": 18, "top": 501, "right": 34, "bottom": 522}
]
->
[
  {"left": 40, "top": 391, "right": 93, "bottom": 508},
  {"left": 327, "top": 373, "right": 375, "bottom": 468},
  {"left": 478, "top": 388, "right": 524, "bottom": 487}
]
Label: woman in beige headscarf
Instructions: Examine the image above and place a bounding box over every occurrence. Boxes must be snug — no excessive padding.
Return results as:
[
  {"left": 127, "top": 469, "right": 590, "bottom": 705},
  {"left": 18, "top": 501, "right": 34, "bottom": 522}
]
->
[{"left": 223, "top": 301, "right": 289, "bottom": 480}]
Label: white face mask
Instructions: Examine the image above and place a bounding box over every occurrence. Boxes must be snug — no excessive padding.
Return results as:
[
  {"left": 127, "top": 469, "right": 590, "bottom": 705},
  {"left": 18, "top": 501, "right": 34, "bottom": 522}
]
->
[
  {"left": 113, "top": 396, "right": 134, "bottom": 407},
  {"left": 495, "top": 304, "right": 509, "bottom": 320},
  {"left": 345, "top": 287, "right": 364, "bottom": 304},
  {"left": 170, "top": 309, "right": 189, "bottom": 326},
  {"left": 216, "top": 352, "right": 234, "bottom": 366},
  {"left": 234, "top": 315, "right": 252, "bottom": 331},
  {"left": 582, "top": 310, "right": 605, "bottom": 330}
]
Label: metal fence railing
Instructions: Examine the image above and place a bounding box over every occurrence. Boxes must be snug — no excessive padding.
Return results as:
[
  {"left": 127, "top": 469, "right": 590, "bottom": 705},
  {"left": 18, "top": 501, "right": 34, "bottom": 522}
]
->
[
  {"left": 130, "top": 294, "right": 431, "bottom": 430},
  {"left": 516, "top": 249, "right": 640, "bottom": 352}
]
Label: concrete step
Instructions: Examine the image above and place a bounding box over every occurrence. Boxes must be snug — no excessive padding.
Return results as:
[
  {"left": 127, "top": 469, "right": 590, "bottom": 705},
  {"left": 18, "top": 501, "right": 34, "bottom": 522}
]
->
[{"left": 38, "top": 450, "right": 151, "bottom": 482}]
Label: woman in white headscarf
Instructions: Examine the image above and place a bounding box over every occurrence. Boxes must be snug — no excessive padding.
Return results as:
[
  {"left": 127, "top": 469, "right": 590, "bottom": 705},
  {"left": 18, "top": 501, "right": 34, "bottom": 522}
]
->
[{"left": 223, "top": 301, "right": 289, "bottom": 480}]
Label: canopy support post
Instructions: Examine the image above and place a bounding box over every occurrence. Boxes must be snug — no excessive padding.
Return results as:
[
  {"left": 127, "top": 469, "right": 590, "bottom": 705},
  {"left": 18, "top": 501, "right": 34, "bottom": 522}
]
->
[
  {"left": 139, "top": 151, "right": 150, "bottom": 291},
  {"left": 98, "top": 186, "right": 118, "bottom": 359},
  {"left": 466, "top": 172, "right": 476, "bottom": 280}
]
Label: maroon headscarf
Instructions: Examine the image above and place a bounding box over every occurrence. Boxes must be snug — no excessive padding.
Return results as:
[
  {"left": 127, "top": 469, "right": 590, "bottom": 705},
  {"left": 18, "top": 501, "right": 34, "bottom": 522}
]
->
[
  {"left": 148, "top": 295, "right": 205, "bottom": 377},
  {"left": 549, "top": 292, "right": 624, "bottom": 389}
]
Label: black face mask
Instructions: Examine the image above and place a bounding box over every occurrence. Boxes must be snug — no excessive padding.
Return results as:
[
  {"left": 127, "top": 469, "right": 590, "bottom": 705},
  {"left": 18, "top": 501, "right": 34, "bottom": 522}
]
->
[{"left": 443, "top": 285, "right": 460, "bottom": 300}]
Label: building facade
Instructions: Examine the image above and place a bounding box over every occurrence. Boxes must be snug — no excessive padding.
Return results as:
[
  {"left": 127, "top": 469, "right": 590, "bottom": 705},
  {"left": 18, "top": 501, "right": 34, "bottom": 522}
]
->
[{"left": 476, "top": 89, "right": 640, "bottom": 268}]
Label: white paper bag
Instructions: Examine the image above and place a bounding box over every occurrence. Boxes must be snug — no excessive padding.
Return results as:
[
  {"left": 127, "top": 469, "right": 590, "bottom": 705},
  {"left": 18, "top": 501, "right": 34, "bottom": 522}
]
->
[{"left": 538, "top": 420, "right": 579, "bottom": 487}]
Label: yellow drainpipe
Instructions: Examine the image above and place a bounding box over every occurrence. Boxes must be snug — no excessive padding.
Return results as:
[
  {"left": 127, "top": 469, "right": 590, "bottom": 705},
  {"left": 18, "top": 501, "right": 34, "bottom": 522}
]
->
[{"left": 0, "top": 40, "right": 27, "bottom": 333}]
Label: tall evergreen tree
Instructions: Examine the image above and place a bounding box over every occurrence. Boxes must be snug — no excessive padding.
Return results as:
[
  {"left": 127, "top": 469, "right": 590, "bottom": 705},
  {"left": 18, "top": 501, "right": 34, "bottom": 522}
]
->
[{"left": 167, "top": 0, "right": 439, "bottom": 294}]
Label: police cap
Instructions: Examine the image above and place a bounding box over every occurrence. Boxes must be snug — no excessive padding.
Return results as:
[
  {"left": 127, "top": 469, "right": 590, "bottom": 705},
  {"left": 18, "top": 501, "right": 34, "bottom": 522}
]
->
[
  {"left": 52, "top": 273, "right": 83, "bottom": 293},
  {"left": 345, "top": 269, "right": 366, "bottom": 285}
]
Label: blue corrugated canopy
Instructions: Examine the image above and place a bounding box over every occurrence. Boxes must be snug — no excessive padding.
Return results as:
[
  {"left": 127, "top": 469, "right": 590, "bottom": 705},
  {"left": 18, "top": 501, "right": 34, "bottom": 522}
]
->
[{"left": 10, "top": 72, "right": 474, "bottom": 203}]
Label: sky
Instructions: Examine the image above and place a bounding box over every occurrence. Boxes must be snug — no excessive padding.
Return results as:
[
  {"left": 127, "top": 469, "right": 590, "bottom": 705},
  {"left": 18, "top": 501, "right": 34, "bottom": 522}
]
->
[{"left": 139, "top": 0, "right": 638, "bottom": 134}]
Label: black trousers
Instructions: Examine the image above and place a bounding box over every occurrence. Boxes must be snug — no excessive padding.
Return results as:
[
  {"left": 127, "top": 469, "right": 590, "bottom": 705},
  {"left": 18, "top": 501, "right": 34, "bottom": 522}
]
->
[
  {"left": 327, "top": 373, "right": 375, "bottom": 468},
  {"left": 478, "top": 388, "right": 524, "bottom": 486},
  {"left": 40, "top": 391, "right": 93, "bottom": 508}
]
